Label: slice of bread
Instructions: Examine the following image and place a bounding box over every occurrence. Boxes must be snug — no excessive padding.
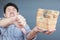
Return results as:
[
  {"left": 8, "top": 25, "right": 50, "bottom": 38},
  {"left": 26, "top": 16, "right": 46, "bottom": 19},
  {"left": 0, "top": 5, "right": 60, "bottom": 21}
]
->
[{"left": 36, "top": 8, "right": 59, "bottom": 31}]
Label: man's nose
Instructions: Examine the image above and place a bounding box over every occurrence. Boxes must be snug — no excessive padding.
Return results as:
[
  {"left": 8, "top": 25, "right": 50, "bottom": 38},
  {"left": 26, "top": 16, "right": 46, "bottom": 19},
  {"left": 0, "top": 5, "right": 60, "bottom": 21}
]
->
[
  {"left": 10, "top": 12, "right": 14, "bottom": 14},
  {"left": 10, "top": 9, "right": 14, "bottom": 12}
]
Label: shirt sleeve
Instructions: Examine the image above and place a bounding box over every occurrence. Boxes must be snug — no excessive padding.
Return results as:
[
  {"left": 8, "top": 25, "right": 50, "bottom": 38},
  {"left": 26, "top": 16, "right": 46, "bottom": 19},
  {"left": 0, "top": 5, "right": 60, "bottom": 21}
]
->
[
  {"left": 24, "top": 24, "right": 31, "bottom": 34},
  {"left": 0, "top": 26, "right": 7, "bottom": 35},
  {"left": 24, "top": 24, "right": 37, "bottom": 40},
  {"left": 0, "top": 18, "right": 7, "bottom": 35}
]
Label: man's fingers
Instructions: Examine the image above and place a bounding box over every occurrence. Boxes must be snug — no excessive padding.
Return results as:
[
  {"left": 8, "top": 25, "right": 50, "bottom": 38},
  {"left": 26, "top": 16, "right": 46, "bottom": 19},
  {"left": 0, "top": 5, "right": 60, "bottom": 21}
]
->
[
  {"left": 36, "top": 26, "right": 56, "bottom": 35},
  {"left": 45, "top": 30, "right": 56, "bottom": 35},
  {"left": 36, "top": 27, "right": 47, "bottom": 32}
]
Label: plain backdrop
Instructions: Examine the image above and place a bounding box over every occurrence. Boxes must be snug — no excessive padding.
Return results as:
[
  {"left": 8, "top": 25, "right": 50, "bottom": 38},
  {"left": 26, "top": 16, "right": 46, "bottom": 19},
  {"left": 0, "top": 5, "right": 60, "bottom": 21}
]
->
[{"left": 0, "top": 0, "right": 60, "bottom": 40}]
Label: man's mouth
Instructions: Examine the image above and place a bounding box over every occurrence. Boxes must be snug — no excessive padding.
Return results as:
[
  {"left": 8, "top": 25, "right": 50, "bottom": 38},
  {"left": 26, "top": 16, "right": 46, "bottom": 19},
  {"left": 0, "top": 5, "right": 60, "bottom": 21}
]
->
[{"left": 10, "top": 13, "right": 15, "bottom": 17}]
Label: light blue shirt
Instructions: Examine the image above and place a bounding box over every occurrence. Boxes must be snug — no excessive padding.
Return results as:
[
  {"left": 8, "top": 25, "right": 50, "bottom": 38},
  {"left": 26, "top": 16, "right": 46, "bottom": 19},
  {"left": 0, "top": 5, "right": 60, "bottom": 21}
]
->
[{"left": 0, "top": 24, "right": 36, "bottom": 40}]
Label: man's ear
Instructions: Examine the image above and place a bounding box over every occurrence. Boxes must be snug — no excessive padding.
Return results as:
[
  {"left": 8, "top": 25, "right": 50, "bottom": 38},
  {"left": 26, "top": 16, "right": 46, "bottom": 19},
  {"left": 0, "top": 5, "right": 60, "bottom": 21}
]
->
[
  {"left": 17, "top": 12, "right": 19, "bottom": 15},
  {"left": 4, "top": 14, "right": 6, "bottom": 17}
]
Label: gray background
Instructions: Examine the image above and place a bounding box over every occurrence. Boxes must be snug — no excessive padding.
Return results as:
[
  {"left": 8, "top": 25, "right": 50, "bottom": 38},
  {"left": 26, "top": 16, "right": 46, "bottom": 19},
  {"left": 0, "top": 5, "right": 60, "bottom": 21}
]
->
[{"left": 0, "top": 0, "right": 60, "bottom": 40}]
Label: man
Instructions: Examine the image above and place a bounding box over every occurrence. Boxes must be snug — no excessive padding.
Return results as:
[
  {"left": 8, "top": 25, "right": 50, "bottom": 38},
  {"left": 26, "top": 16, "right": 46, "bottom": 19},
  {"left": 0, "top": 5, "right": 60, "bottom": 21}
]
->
[{"left": 0, "top": 3, "right": 55, "bottom": 40}]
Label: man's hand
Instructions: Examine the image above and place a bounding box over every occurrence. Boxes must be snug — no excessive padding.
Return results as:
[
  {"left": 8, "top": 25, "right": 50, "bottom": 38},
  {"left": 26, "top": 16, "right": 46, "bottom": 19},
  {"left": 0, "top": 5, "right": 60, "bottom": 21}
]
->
[
  {"left": 14, "top": 15, "right": 26, "bottom": 28},
  {"left": 34, "top": 26, "right": 56, "bottom": 35},
  {"left": 43, "top": 29, "right": 56, "bottom": 35},
  {"left": 14, "top": 15, "right": 27, "bottom": 34},
  {"left": 0, "top": 16, "right": 17, "bottom": 27}
]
